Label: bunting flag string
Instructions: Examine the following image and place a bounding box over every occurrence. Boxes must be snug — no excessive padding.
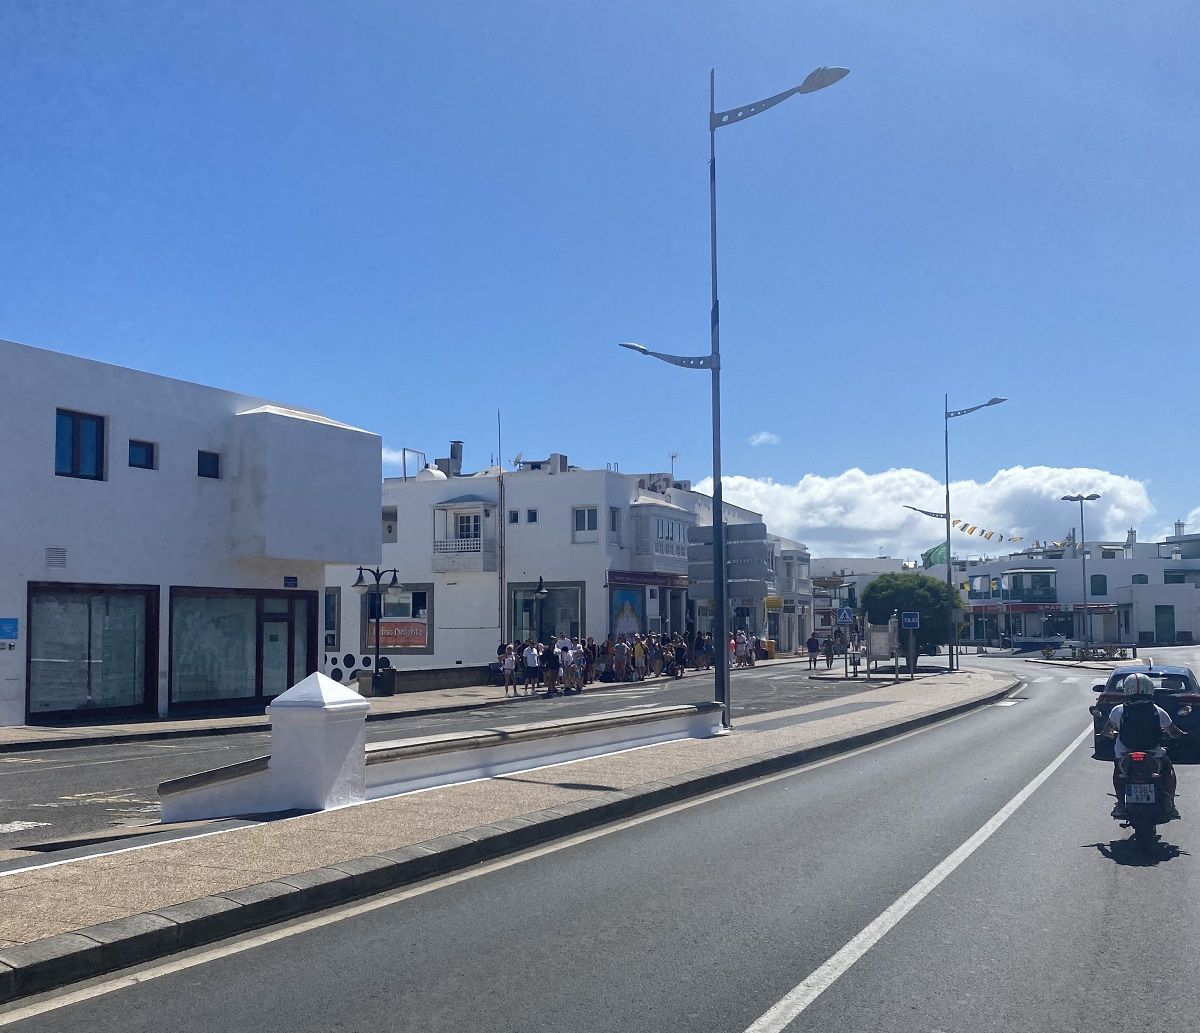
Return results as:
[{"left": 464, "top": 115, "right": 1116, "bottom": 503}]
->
[{"left": 903, "top": 504, "right": 1022, "bottom": 543}]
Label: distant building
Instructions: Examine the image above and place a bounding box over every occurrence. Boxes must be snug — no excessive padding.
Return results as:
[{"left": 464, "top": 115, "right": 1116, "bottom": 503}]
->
[
  {"left": 807, "top": 557, "right": 905, "bottom": 635},
  {"left": 323, "top": 442, "right": 812, "bottom": 689},
  {"left": 929, "top": 527, "right": 1200, "bottom": 645},
  {"left": 0, "top": 338, "right": 381, "bottom": 727}
]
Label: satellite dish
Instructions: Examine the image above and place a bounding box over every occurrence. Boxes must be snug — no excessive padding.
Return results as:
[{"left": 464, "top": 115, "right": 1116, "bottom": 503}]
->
[{"left": 511, "top": 452, "right": 523, "bottom": 468}]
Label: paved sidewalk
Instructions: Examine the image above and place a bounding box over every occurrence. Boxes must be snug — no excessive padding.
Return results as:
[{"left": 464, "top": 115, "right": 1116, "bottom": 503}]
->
[
  {"left": 0, "top": 666, "right": 1013, "bottom": 1001},
  {"left": 0, "top": 656, "right": 811, "bottom": 752}
]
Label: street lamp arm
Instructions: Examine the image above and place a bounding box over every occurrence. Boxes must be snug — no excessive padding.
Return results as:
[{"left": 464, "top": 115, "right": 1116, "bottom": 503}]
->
[
  {"left": 946, "top": 397, "right": 1007, "bottom": 419},
  {"left": 709, "top": 67, "right": 849, "bottom": 130},
  {"left": 618, "top": 342, "right": 716, "bottom": 370}
]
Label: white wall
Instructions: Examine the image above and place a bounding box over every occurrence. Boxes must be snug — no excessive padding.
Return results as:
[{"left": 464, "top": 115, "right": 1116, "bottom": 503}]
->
[{"left": 0, "top": 338, "right": 381, "bottom": 725}]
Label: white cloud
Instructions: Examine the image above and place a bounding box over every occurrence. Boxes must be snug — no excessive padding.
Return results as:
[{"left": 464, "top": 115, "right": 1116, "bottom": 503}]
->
[
  {"left": 747, "top": 431, "right": 781, "bottom": 447},
  {"left": 382, "top": 447, "right": 409, "bottom": 466},
  {"left": 693, "top": 465, "right": 1158, "bottom": 559}
]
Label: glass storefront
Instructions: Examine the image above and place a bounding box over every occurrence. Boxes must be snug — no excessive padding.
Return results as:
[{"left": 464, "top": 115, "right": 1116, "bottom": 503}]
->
[
  {"left": 509, "top": 583, "right": 583, "bottom": 644},
  {"left": 28, "top": 586, "right": 154, "bottom": 717},
  {"left": 171, "top": 590, "right": 316, "bottom": 707}
]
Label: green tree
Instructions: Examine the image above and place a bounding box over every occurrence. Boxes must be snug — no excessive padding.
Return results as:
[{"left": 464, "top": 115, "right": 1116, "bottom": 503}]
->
[{"left": 859, "top": 572, "right": 962, "bottom": 653}]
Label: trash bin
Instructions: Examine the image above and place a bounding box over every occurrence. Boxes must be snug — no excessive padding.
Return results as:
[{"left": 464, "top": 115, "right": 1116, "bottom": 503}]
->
[
  {"left": 375, "top": 667, "right": 396, "bottom": 696},
  {"left": 765, "top": 639, "right": 776, "bottom": 660}
]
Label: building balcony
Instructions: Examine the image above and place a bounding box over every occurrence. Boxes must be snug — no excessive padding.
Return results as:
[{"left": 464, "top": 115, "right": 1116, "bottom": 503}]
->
[
  {"left": 432, "top": 536, "right": 497, "bottom": 573},
  {"left": 630, "top": 553, "right": 688, "bottom": 575},
  {"left": 968, "top": 587, "right": 1057, "bottom": 604}
]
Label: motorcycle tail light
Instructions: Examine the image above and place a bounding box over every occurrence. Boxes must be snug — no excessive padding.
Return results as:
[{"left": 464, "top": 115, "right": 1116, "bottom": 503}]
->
[{"left": 1129, "top": 752, "right": 1147, "bottom": 762}]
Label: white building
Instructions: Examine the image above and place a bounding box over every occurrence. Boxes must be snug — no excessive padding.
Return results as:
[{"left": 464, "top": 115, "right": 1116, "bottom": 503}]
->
[
  {"left": 807, "top": 557, "right": 906, "bottom": 635},
  {"left": 324, "top": 443, "right": 796, "bottom": 689},
  {"left": 0, "top": 338, "right": 381, "bottom": 726},
  {"left": 931, "top": 528, "right": 1200, "bottom": 646}
]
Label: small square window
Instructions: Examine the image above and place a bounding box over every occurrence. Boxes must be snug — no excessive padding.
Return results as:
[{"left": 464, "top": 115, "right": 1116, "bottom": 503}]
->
[
  {"left": 527, "top": 509, "right": 538, "bottom": 523},
  {"left": 197, "top": 450, "right": 221, "bottom": 479},
  {"left": 508, "top": 510, "right": 519, "bottom": 525},
  {"left": 128, "top": 440, "right": 156, "bottom": 469}
]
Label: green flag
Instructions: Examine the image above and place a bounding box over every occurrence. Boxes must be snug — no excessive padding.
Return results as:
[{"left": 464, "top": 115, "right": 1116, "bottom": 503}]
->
[{"left": 921, "top": 541, "right": 948, "bottom": 569}]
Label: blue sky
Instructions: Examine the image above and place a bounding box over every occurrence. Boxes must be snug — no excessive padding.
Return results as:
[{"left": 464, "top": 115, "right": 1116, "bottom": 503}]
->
[{"left": 3, "top": 1, "right": 1198, "bottom": 554}]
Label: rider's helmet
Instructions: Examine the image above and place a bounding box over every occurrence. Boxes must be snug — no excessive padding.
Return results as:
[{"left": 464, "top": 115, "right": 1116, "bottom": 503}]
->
[{"left": 1121, "top": 673, "right": 1156, "bottom": 699}]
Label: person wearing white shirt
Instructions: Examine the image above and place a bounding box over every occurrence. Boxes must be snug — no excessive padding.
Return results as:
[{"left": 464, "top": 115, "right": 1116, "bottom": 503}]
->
[{"left": 522, "top": 643, "right": 540, "bottom": 695}]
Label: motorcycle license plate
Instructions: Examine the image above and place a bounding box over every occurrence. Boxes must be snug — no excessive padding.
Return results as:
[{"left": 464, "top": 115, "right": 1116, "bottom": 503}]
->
[{"left": 1126, "top": 784, "right": 1155, "bottom": 805}]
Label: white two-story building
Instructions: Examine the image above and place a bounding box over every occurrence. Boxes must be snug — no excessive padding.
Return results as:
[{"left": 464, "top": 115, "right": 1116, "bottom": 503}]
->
[
  {"left": 0, "top": 338, "right": 381, "bottom": 726},
  {"left": 323, "top": 443, "right": 783, "bottom": 689}
]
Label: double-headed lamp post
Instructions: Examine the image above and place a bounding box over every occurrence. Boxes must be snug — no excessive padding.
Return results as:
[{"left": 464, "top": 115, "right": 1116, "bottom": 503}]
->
[
  {"left": 353, "top": 566, "right": 400, "bottom": 695},
  {"left": 943, "top": 395, "right": 1006, "bottom": 670},
  {"left": 620, "top": 64, "right": 848, "bottom": 730},
  {"left": 1061, "top": 493, "right": 1101, "bottom": 648}
]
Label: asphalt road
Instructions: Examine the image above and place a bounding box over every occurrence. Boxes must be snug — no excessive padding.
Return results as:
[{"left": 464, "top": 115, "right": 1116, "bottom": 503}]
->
[
  {"left": 6, "top": 654, "right": 1199, "bottom": 1032},
  {"left": 0, "top": 660, "right": 879, "bottom": 851}
]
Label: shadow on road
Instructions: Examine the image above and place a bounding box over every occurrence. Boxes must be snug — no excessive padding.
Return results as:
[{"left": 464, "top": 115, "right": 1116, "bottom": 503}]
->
[{"left": 1086, "top": 839, "right": 1189, "bottom": 866}]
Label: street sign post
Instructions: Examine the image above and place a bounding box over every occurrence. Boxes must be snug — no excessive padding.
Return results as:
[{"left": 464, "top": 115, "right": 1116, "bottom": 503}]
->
[
  {"left": 901, "top": 612, "right": 920, "bottom": 630},
  {"left": 836, "top": 607, "right": 855, "bottom": 626},
  {"left": 900, "top": 612, "right": 919, "bottom": 679}
]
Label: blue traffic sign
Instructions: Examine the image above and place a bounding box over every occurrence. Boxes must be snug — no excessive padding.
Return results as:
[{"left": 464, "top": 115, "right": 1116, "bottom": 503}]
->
[
  {"left": 836, "top": 607, "right": 855, "bottom": 626},
  {"left": 901, "top": 611, "right": 920, "bottom": 630}
]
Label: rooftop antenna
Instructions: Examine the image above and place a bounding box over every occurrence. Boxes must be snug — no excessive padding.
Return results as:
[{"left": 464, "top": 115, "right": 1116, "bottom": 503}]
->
[{"left": 670, "top": 450, "right": 679, "bottom": 480}]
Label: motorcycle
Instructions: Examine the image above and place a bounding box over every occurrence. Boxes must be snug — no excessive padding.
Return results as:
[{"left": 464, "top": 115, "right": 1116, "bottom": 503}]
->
[{"left": 1116, "top": 751, "right": 1175, "bottom": 850}]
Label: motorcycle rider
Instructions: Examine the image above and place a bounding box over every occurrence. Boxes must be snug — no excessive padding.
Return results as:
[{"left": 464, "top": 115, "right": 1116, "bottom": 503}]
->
[{"left": 1100, "top": 672, "right": 1185, "bottom": 820}]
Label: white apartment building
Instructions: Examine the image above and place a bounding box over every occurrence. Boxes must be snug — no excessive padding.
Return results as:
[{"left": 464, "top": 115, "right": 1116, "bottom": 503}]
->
[
  {"left": 324, "top": 443, "right": 781, "bottom": 689},
  {"left": 807, "top": 557, "right": 906, "bottom": 635},
  {"left": 931, "top": 528, "right": 1200, "bottom": 646},
  {"left": 0, "top": 338, "right": 381, "bottom": 726}
]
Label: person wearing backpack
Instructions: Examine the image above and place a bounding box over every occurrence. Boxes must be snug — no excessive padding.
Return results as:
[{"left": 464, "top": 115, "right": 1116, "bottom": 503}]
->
[{"left": 1100, "top": 672, "right": 1186, "bottom": 819}]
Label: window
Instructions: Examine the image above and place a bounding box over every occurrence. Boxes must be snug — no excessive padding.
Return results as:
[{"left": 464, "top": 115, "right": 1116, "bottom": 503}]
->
[
  {"left": 1132, "top": 574, "right": 1149, "bottom": 585},
  {"left": 509, "top": 510, "right": 519, "bottom": 524},
  {"left": 197, "top": 450, "right": 221, "bottom": 478},
  {"left": 323, "top": 588, "right": 340, "bottom": 650},
  {"left": 371, "top": 588, "right": 428, "bottom": 620},
  {"left": 128, "top": 440, "right": 156, "bottom": 470},
  {"left": 609, "top": 508, "right": 620, "bottom": 532},
  {"left": 1102, "top": 549, "right": 1117, "bottom": 559},
  {"left": 457, "top": 513, "right": 481, "bottom": 539},
  {"left": 526, "top": 508, "right": 538, "bottom": 523},
  {"left": 1090, "top": 573, "right": 1107, "bottom": 596},
  {"left": 572, "top": 506, "right": 598, "bottom": 543},
  {"left": 1031, "top": 573, "right": 1052, "bottom": 589},
  {"left": 55, "top": 409, "right": 105, "bottom": 480},
  {"left": 1165, "top": 571, "right": 1187, "bottom": 585}
]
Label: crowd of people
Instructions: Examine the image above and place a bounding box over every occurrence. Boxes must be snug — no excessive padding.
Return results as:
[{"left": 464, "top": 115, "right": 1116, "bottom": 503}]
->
[{"left": 497, "top": 629, "right": 782, "bottom": 697}]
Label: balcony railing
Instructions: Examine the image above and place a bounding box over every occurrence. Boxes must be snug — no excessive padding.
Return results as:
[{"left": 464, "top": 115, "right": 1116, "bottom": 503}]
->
[
  {"left": 433, "top": 537, "right": 494, "bottom": 554},
  {"left": 967, "top": 586, "right": 1057, "bottom": 603}
]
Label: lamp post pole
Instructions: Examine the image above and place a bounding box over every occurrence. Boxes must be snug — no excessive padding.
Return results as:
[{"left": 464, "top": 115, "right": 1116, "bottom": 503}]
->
[
  {"left": 535, "top": 576, "right": 549, "bottom": 644},
  {"left": 353, "top": 566, "right": 400, "bottom": 695},
  {"left": 944, "top": 395, "right": 1007, "bottom": 671},
  {"left": 1061, "top": 493, "right": 1101, "bottom": 650},
  {"left": 621, "top": 64, "right": 848, "bottom": 730}
]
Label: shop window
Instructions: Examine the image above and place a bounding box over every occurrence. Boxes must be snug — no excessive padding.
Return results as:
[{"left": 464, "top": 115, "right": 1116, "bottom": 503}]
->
[
  {"left": 324, "top": 587, "right": 340, "bottom": 650},
  {"left": 55, "top": 409, "right": 105, "bottom": 480},
  {"left": 171, "top": 595, "right": 257, "bottom": 702},
  {"left": 1090, "top": 573, "right": 1107, "bottom": 596}
]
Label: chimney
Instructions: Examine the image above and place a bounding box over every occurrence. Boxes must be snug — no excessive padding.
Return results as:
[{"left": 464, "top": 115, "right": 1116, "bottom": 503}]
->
[
  {"left": 449, "top": 440, "right": 463, "bottom": 477},
  {"left": 1175, "top": 519, "right": 1186, "bottom": 539}
]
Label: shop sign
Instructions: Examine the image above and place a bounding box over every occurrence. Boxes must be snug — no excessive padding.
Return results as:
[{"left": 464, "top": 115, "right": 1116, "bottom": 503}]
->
[
  {"left": 368, "top": 620, "right": 428, "bottom": 648},
  {"left": 764, "top": 596, "right": 784, "bottom": 609},
  {"left": 607, "top": 569, "right": 688, "bottom": 589}
]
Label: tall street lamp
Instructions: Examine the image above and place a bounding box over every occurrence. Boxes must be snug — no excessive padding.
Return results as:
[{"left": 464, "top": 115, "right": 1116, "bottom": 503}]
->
[
  {"left": 621, "top": 64, "right": 848, "bottom": 730},
  {"left": 353, "top": 566, "right": 400, "bottom": 696},
  {"left": 943, "top": 395, "right": 1006, "bottom": 670},
  {"left": 1061, "top": 493, "right": 1101, "bottom": 649}
]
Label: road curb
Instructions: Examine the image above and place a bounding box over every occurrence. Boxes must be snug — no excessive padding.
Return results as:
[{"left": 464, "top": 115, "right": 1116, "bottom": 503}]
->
[
  {"left": 1022, "top": 658, "right": 1126, "bottom": 672},
  {"left": 0, "top": 658, "right": 812, "bottom": 754},
  {"left": 0, "top": 676, "right": 1016, "bottom": 1004}
]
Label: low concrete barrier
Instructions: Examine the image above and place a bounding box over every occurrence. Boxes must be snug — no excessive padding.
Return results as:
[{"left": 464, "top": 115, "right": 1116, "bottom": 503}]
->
[{"left": 160, "top": 681, "right": 724, "bottom": 821}]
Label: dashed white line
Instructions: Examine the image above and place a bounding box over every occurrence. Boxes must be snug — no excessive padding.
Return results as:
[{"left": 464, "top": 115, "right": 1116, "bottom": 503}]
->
[{"left": 1061, "top": 677, "right": 1080, "bottom": 684}]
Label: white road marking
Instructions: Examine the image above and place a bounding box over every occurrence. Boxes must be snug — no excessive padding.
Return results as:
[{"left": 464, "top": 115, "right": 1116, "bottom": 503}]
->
[
  {"left": 1034, "top": 676, "right": 1052, "bottom": 683},
  {"left": 0, "top": 702, "right": 1003, "bottom": 1023},
  {"left": 1061, "top": 677, "right": 1080, "bottom": 684},
  {"left": 0, "top": 821, "right": 51, "bottom": 835},
  {"left": 992, "top": 700, "right": 1021, "bottom": 707},
  {"left": 742, "top": 723, "right": 1092, "bottom": 1033}
]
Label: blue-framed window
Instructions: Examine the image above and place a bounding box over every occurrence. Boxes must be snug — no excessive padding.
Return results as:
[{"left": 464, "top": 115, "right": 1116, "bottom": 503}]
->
[{"left": 55, "top": 409, "right": 105, "bottom": 480}]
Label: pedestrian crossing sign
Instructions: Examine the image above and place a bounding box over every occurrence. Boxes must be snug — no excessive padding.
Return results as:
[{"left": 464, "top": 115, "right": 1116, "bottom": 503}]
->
[{"left": 836, "top": 607, "right": 855, "bottom": 625}]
